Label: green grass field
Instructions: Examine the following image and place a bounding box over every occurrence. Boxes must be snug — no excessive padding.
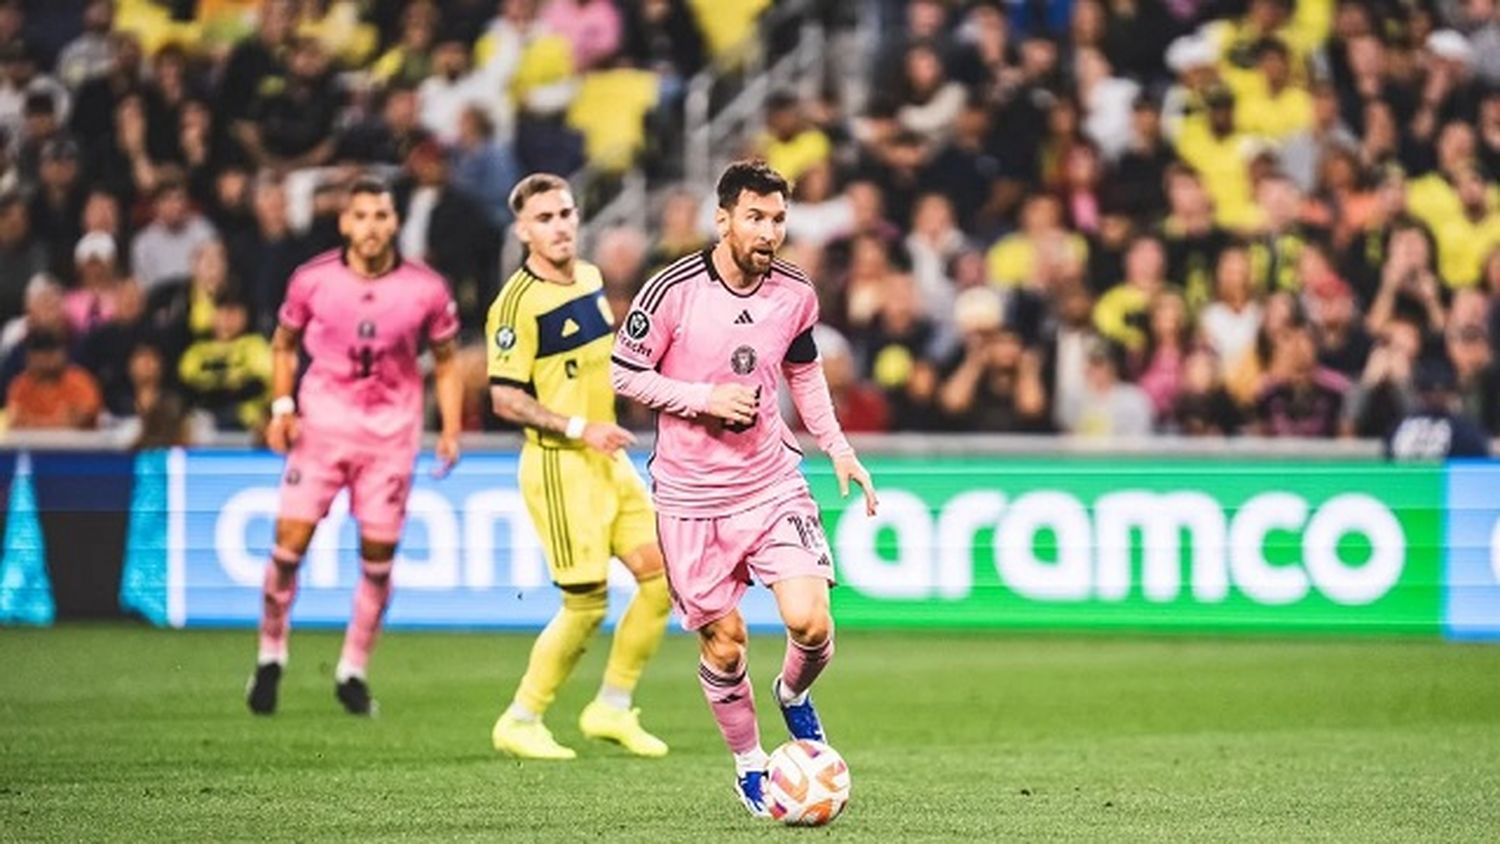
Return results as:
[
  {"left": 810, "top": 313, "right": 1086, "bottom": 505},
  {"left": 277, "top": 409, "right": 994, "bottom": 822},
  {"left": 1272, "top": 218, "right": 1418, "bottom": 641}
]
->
[{"left": 2, "top": 627, "right": 1499, "bottom": 842}]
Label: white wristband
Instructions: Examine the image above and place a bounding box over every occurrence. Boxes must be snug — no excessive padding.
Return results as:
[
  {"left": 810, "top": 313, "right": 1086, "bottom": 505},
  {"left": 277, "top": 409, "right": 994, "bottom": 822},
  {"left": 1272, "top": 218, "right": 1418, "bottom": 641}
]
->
[
  {"left": 271, "top": 396, "right": 296, "bottom": 418},
  {"left": 565, "top": 416, "right": 587, "bottom": 440}
]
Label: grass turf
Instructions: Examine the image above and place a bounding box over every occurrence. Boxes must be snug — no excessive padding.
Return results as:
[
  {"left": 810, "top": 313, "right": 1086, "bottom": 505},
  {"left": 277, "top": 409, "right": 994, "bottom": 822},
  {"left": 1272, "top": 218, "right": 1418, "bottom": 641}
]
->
[{"left": 2, "top": 626, "right": 1499, "bottom": 842}]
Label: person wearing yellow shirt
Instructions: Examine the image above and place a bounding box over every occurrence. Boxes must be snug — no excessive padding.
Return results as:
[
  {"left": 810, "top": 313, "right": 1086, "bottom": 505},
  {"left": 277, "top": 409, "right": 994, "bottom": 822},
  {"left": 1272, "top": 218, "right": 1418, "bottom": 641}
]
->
[
  {"left": 1174, "top": 85, "right": 1260, "bottom": 231},
  {"left": 1430, "top": 166, "right": 1500, "bottom": 289},
  {"left": 1094, "top": 235, "right": 1170, "bottom": 353},
  {"left": 1205, "top": 0, "right": 1329, "bottom": 98},
  {"left": 986, "top": 194, "right": 1088, "bottom": 289},
  {"left": 178, "top": 296, "right": 272, "bottom": 432},
  {"left": 1235, "top": 38, "right": 1314, "bottom": 142},
  {"left": 756, "top": 92, "right": 831, "bottom": 185},
  {"left": 370, "top": 2, "right": 439, "bottom": 87},
  {"left": 1407, "top": 123, "right": 1500, "bottom": 258}
]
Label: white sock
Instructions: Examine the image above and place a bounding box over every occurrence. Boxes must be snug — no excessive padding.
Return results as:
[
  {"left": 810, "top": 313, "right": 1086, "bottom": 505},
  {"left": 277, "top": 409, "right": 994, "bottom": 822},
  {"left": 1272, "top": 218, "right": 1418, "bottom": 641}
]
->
[
  {"left": 257, "top": 649, "right": 287, "bottom": 667},
  {"left": 734, "top": 746, "right": 769, "bottom": 776},
  {"left": 776, "top": 675, "right": 809, "bottom": 707},
  {"left": 597, "top": 683, "right": 632, "bottom": 711},
  {"left": 334, "top": 659, "right": 365, "bottom": 684},
  {"left": 506, "top": 702, "right": 541, "bottom": 723}
]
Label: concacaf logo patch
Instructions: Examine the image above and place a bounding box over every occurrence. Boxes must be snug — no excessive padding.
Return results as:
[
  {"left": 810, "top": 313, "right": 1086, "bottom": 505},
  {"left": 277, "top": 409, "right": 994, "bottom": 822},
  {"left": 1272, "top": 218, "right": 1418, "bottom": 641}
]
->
[{"left": 495, "top": 326, "right": 517, "bottom": 352}]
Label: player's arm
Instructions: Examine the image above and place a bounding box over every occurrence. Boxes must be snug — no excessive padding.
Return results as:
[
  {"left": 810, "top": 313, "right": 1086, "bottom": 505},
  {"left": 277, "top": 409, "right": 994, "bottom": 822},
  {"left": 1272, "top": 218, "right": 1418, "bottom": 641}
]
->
[
  {"left": 265, "top": 324, "right": 303, "bottom": 453},
  {"left": 430, "top": 336, "right": 463, "bottom": 474},
  {"left": 609, "top": 292, "right": 755, "bottom": 423},
  {"left": 487, "top": 289, "right": 633, "bottom": 453},
  {"left": 782, "top": 321, "right": 878, "bottom": 516}
]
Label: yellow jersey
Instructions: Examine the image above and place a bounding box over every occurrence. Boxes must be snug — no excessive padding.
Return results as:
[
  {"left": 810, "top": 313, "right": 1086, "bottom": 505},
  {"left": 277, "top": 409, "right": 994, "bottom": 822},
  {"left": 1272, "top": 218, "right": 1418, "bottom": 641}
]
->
[{"left": 486, "top": 261, "right": 618, "bottom": 448}]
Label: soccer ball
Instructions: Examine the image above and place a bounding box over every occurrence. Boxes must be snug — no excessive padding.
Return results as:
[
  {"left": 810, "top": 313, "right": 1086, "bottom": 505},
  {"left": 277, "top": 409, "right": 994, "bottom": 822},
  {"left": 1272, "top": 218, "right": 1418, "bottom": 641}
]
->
[{"left": 765, "top": 739, "right": 851, "bottom": 826}]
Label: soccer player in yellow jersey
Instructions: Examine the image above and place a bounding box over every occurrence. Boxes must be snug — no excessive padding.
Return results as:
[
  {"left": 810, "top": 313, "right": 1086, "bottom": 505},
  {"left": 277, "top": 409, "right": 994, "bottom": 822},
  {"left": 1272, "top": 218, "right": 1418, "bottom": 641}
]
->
[{"left": 485, "top": 173, "right": 672, "bottom": 759}]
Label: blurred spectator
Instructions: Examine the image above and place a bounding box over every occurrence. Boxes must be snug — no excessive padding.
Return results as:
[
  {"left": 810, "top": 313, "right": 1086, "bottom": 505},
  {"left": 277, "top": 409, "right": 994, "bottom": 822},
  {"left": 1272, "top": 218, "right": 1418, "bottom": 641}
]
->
[
  {"left": 1057, "top": 339, "right": 1152, "bottom": 437},
  {"left": 648, "top": 187, "right": 709, "bottom": 269},
  {"left": 69, "top": 32, "right": 143, "bottom": 150},
  {"left": 13, "top": 90, "right": 65, "bottom": 189},
  {"left": 1367, "top": 222, "right": 1446, "bottom": 335},
  {"left": 922, "top": 100, "right": 1005, "bottom": 238},
  {"left": 856, "top": 270, "right": 940, "bottom": 430},
  {"left": 336, "top": 84, "right": 430, "bottom": 166},
  {"left": 1428, "top": 165, "right": 1500, "bottom": 290},
  {"left": 122, "top": 341, "right": 192, "bottom": 448},
  {"left": 1281, "top": 83, "right": 1359, "bottom": 195},
  {"left": 131, "top": 175, "right": 218, "bottom": 292},
  {"left": 6, "top": 329, "right": 100, "bottom": 430},
  {"left": 395, "top": 140, "right": 498, "bottom": 329},
  {"left": 1172, "top": 348, "right": 1243, "bottom": 436},
  {"left": 56, "top": 0, "right": 116, "bottom": 91},
  {"left": 178, "top": 295, "right": 271, "bottom": 432},
  {"left": 897, "top": 41, "right": 965, "bottom": 147},
  {"left": 624, "top": 0, "right": 705, "bottom": 96},
  {"left": 370, "top": 1, "right": 440, "bottom": 87},
  {"left": 149, "top": 239, "right": 231, "bottom": 362},
  {"left": 66, "top": 232, "right": 122, "bottom": 335},
  {"left": 1302, "top": 245, "right": 1371, "bottom": 380},
  {"left": 1247, "top": 172, "right": 1321, "bottom": 294},
  {"left": 0, "top": 43, "right": 69, "bottom": 143},
  {"left": 784, "top": 162, "right": 853, "bottom": 249},
  {"left": 1135, "top": 290, "right": 1191, "bottom": 419},
  {"left": 1254, "top": 320, "right": 1349, "bottom": 438},
  {"left": 938, "top": 286, "right": 1048, "bottom": 432},
  {"left": 1387, "top": 356, "right": 1490, "bottom": 459},
  {"left": 1076, "top": 46, "right": 1138, "bottom": 162},
  {"left": 1236, "top": 38, "right": 1311, "bottom": 142},
  {"left": 789, "top": 324, "right": 889, "bottom": 434},
  {"left": 593, "top": 225, "right": 648, "bottom": 324},
  {"left": 417, "top": 39, "right": 495, "bottom": 146},
  {"left": 1095, "top": 234, "right": 1167, "bottom": 353},
  {"left": 904, "top": 193, "right": 964, "bottom": 328},
  {"left": 1346, "top": 317, "right": 1422, "bottom": 438},
  {"left": 28, "top": 138, "right": 84, "bottom": 278},
  {"left": 0, "top": 192, "right": 45, "bottom": 323},
  {"left": 1447, "top": 318, "right": 1500, "bottom": 435},
  {"left": 235, "top": 36, "right": 339, "bottom": 172},
  {"left": 1110, "top": 95, "right": 1173, "bottom": 221},
  {"left": 219, "top": 0, "right": 295, "bottom": 125},
  {"left": 1200, "top": 245, "right": 1262, "bottom": 368},
  {"left": 78, "top": 280, "right": 150, "bottom": 418},
  {"left": 237, "top": 177, "right": 305, "bottom": 335},
  {"left": 1039, "top": 283, "right": 1095, "bottom": 430},
  {"left": 1175, "top": 84, "right": 1258, "bottom": 232},
  {"left": 0, "top": 273, "right": 62, "bottom": 361},
  {"left": 759, "top": 92, "right": 832, "bottom": 186},
  {"left": 451, "top": 106, "right": 519, "bottom": 228},
  {"left": 1160, "top": 166, "right": 1228, "bottom": 309},
  {"left": 541, "top": 0, "right": 623, "bottom": 72},
  {"left": 987, "top": 194, "right": 1088, "bottom": 290}
]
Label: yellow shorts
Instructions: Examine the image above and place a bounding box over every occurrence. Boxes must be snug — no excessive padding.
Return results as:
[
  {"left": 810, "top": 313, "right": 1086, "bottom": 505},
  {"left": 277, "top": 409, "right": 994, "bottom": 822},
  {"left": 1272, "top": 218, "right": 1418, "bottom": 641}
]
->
[{"left": 518, "top": 444, "right": 658, "bottom": 586}]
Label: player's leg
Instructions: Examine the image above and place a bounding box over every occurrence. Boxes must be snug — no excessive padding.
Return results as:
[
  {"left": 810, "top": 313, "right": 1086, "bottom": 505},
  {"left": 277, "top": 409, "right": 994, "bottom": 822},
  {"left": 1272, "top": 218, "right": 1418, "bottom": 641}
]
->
[
  {"left": 698, "top": 609, "right": 771, "bottom": 817},
  {"left": 338, "top": 447, "right": 416, "bottom": 715},
  {"left": 579, "top": 452, "right": 672, "bottom": 756},
  {"left": 492, "top": 447, "right": 608, "bottom": 760},
  {"left": 248, "top": 517, "right": 317, "bottom": 715},
  {"left": 248, "top": 433, "right": 343, "bottom": 715},
  {"left": 332, "top": 534, "right": 396, "bottom": 716},
  {"left": 750, "top": 495, "right": 837, "bottom": 742}
]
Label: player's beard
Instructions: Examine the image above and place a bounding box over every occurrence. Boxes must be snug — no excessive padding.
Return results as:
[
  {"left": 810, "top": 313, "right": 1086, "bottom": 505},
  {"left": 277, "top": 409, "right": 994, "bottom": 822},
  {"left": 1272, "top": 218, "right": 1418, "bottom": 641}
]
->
[
  {"left": 731, "top": 239, "right": 775, "bottom": 278},
  {"left": 352, "top": 236, "right": 395, "bottom": 274}
]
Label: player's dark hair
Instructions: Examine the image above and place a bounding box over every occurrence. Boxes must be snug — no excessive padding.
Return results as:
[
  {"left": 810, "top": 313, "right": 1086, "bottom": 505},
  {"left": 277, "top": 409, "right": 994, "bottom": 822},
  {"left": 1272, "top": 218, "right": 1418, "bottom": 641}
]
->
[
  {"left": 348, "top": 176, "right": 392, "bottom": 200},
  {"left": 716, "top": 160, "right": 790, "bottom": 210}
]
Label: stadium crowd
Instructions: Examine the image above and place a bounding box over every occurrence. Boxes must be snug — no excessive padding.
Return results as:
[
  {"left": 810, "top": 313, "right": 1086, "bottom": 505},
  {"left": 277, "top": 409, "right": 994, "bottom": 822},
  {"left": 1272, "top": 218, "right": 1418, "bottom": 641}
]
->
[{"left": 0, "top": 0, "right": 1498, "bottom": 445}]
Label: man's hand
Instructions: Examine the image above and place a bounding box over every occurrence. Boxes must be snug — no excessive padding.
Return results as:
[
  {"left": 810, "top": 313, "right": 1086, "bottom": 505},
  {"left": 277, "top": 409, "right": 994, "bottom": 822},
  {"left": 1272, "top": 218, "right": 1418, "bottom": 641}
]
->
[
  {"left": 582, "top": 421, "right": 636, "bottom": 455},
  {"left": 706, "top": 383, "right": 758, "bottom": 424},
  {"left": 834, "top": 452, "right": 878, "bottom": 517},
  {"left": 433, "top": 431, "right": 461, "bottom": 478},
  {"left": 266, "top": 413, "right": 299, "bottom": 454}
]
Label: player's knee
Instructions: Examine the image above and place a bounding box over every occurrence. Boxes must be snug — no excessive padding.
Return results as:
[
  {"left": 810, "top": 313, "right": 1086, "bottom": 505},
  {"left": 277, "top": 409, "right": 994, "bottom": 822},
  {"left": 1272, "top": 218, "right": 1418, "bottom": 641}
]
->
[
  {"left": 274, "top": 520, "right": 316, "bottom": 558},
  {"left": 699, "top": 616, "right": 748, "bottom": 671},
  {"left": 561, "top": 583, "right": 609, "bottom": 629},
  {"left": 786, "top": 611, "right": 832, "bottom": 647},
  {"left": 360, "top": 538, "right": 398, "bottom": 564},
  {"left": 360, "top": 558, "right": 394, "bottom": 585},
  {"left": 635, "top": 574, "right": 672, "bottom": 617}
]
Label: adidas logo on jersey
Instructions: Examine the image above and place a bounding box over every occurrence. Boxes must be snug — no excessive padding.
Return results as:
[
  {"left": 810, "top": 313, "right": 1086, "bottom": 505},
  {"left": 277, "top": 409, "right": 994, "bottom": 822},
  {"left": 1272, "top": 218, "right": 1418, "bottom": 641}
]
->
[
  {"left": 561, "top": 318, "right": 580, "bottom": 337},
  {"left": 734, "top": 310, "right": 754, "bottom": 325}
]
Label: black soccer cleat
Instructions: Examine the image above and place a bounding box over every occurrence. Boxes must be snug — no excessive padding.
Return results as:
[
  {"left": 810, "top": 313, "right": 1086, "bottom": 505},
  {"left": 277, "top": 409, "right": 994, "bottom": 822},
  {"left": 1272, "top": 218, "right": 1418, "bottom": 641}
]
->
[
  {"left": 335, "top": 676, "right": 377, "bottom": 716},
  {"left": 246, "top": 662, "right": 282, "bottom": 715}
]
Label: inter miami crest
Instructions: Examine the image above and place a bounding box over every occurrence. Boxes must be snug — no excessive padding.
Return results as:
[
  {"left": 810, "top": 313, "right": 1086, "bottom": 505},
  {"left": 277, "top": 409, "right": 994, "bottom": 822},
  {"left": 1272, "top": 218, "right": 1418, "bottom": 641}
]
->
[
  {"left": 625, "top": 310, "right": 651, "bottom": 340},
  {"left": 730, "top": 345, "right": 757, "bottom": 375},
  {"left": 357, "top": 320, "right": 376, "bottom": 339}
]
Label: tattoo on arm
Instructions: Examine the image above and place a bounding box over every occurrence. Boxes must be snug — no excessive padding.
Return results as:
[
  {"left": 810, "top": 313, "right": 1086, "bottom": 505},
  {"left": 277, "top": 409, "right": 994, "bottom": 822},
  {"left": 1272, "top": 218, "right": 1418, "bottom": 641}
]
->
[{"left": 490, "top": 385, "right": 570, "bottom": 436}]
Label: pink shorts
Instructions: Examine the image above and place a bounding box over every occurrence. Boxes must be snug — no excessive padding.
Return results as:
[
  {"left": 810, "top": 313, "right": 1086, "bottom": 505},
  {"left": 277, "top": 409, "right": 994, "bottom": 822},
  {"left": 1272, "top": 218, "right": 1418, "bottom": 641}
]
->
[
  {"left": 277, "top": 427, "right": 417, "bottom": 543},
  {"left": 657, "top": 491, "right": 834, "bottom": 631}
]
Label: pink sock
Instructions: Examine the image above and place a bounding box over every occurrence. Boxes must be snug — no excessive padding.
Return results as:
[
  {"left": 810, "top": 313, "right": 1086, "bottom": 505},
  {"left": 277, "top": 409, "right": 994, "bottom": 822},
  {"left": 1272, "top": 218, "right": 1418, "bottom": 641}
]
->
[
  {"left": 258, "top": 547, "right": 302, "bottom": 663},
  {"left": 780, "top": 633, "right": 834, "bottom": 698},
  {"left": 698, "top": 659, "right": 761, "bottom": 754},
  {"left": 339, "top": 559, "right": 393, "bottom": 676}
]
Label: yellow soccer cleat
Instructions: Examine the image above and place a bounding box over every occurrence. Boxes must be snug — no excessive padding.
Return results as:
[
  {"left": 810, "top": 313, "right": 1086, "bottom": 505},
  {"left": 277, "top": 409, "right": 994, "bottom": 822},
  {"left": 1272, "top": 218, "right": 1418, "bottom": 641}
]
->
[
  {"left": 578, "top": 700, "right": 670, "bottom": 758},
  {"left": 491, "top": 712, "right": 577, "bottom": 760}
]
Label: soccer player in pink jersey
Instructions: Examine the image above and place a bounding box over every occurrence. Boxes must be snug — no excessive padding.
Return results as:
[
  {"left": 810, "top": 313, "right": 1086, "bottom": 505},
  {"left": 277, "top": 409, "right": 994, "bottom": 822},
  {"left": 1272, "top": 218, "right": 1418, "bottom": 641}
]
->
[
  {"left": 611, "top": 161, "right": 878, "bottom": 816},
  {"left": 246, "top": 177, "right": 463, "bottom": 716}
]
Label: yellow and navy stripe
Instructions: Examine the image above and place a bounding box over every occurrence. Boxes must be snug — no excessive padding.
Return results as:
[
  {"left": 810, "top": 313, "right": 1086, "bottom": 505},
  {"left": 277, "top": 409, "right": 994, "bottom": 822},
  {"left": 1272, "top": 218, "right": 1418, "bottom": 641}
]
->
[{"left": 541, "top": 448, "right": 574, "bottom": 570}]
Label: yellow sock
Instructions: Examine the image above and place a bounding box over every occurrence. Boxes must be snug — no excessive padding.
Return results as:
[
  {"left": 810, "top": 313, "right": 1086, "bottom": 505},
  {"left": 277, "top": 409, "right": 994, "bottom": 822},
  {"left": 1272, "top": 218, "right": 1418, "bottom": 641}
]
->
[
  {"left": 602, "top": 574, "right": 671, "bottom": 694},
  {"left": 514, "top": 585, "right": 608, "bottom": 715}
]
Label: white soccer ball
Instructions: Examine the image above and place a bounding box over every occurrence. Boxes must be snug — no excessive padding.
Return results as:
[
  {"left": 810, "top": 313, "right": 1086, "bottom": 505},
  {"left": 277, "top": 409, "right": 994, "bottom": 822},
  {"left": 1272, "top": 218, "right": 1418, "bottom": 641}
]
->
[{"left": 765, "top": 739, "right": 851, "bottom": 826}]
